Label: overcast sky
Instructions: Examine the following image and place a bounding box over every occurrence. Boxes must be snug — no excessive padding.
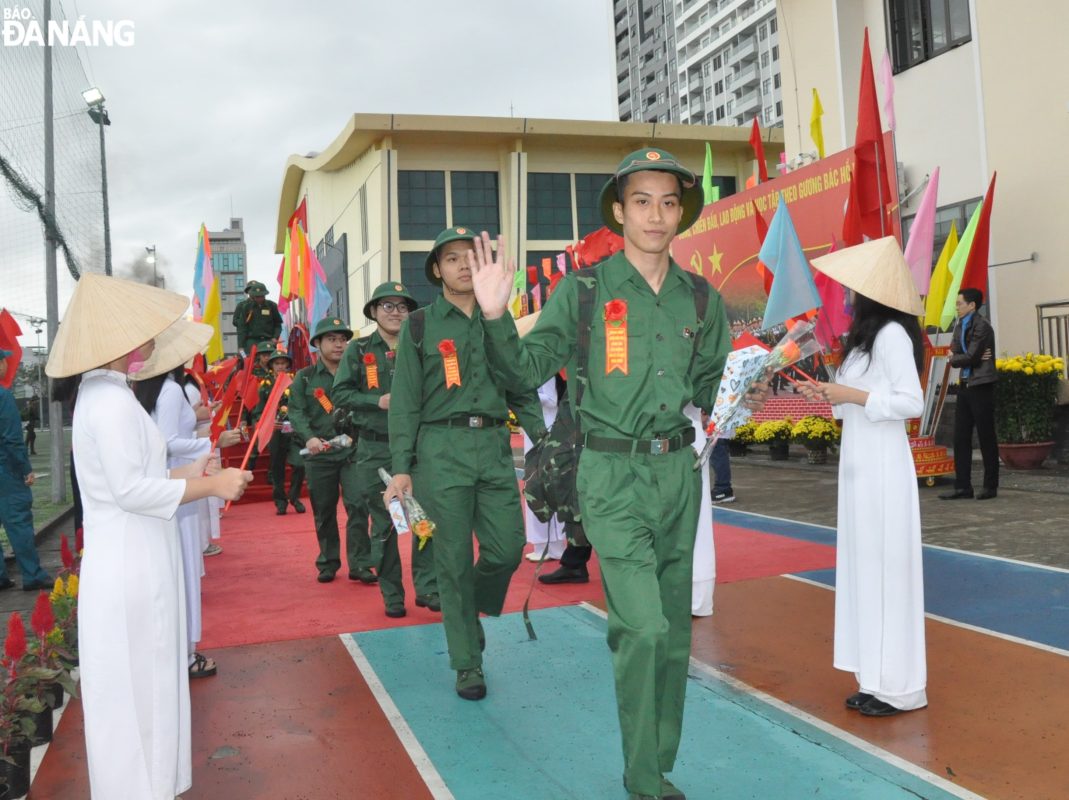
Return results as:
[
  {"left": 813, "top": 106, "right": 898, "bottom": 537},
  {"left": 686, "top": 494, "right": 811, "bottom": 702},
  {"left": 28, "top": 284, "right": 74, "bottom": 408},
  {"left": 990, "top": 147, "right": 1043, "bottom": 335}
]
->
[{"left": 5, "top": 0, "right": 617, "bottom": 347}]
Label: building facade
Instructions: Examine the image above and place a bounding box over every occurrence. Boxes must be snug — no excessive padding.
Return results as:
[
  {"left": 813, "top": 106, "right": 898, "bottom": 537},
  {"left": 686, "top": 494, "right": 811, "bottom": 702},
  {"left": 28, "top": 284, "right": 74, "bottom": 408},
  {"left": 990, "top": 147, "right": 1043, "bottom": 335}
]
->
[
  {"left": 208, "top": 217, "right": 248, "bottom": 356},
  {"left": 776, "top": 0, "right": 1069, "bottom": 358},
  {"left": 615, "top": 0, "right": 784, "bottom": 129},
  {"left": 275, "top": 114, "right": 783, "bottom": 331}
]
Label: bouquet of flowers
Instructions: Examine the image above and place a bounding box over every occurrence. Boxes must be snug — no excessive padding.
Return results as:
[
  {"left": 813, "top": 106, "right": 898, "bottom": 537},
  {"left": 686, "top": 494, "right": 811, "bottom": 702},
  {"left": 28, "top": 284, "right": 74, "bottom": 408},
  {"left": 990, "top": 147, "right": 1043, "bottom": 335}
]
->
[
  {"left": 298, "top": 433, "right": 353, "bottom": 457},
  {"left": 695, "top": 321, "right": 823, "bottom": 468},
  {"left": 378, "top": 469, "right": 437, "bottom": 551}
]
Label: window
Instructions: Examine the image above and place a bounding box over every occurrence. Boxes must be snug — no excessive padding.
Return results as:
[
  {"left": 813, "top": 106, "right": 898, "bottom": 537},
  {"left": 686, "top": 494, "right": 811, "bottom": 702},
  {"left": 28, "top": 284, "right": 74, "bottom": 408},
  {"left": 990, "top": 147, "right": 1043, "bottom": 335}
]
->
[
  {"left": 774, "top": 73, "right": 781, "bottom": 89},
  {"left": 451, "top": 171, "right": 500, "bottom": 236},
  {"left": 716, "top": 105, "right": 726, "bottom": 121},
  {"left": 575, "top": 174, "right": 613, "bottom": 236},
  {"left": 713, "top": 54, "right": 722, "bottom": 69},
  {"left": 887, "top": 0, "right": 971, "bottom": 73},
  {"left": 761, "top": 51, "right": 770, "bottom": 67},
  {"left": 763, "top": 105, "right": 774, "bottom": 124},
  {"left": 714, "top": 79, "right": 723, "bottom": 94},
  {"left": 527, "top": 173, "right": 573, "bottom": 240},
  {"left": 705, "top": 86, "right": 713, "bottom": 100},
  {"left": 358, "top": 185, "right": 369, "bottom": 254},
  {"left": 397, "top": 170, "right": 446, "bottom": 239},
  {"left": 702, "top": 60, "right": 712, "bottom": 76},
  {"left": 758, "top": 24, "right": 767, "bottom": 41},
  {"left": 775, "top": 100, "right": 782, "bottom": 117},
  {"left": 772, "top": 44, "right": 779, "bottom": 60},
  {"left": 762, "top": 78, "right": 771, "bottom": 96},
  {"left": 769, "top": 16, "right": 777, "bottom": 34},
  {"left": 400, "top": 251, "right": 438, "bottom": 309}
]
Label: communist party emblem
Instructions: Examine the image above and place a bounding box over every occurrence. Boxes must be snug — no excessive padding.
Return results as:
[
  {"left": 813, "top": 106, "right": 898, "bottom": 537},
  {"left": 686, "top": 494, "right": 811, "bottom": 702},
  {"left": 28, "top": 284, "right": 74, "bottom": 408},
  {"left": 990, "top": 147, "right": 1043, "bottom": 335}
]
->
[
  {"left": 604, "top": 299, "right": 629, "bottom": 375},
  {"left": 363, "top": 352, "right": 380, "bottom": 389},
  {"left": 438, "top": 339, "right": 462, "bottom": 388}
]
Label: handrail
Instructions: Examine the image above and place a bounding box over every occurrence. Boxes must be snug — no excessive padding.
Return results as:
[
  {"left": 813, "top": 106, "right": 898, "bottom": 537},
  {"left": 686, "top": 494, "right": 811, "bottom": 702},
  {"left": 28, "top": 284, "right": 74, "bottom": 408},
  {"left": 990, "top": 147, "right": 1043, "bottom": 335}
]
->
[{"left": 1036, "top": 300, "right": 1069, "bottom": 378}]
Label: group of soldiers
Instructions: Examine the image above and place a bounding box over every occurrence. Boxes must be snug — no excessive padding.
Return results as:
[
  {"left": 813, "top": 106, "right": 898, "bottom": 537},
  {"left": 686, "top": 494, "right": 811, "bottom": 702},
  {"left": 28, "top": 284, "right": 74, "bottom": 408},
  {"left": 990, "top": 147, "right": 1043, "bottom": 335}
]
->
[{"left": 226, "top": 148, "right": 732, "bottom": 800}]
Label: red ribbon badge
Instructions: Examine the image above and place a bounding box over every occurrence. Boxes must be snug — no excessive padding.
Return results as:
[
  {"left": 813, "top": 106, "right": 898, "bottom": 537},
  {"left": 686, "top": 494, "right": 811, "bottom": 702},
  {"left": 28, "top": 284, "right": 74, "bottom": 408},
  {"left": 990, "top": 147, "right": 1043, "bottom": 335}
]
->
[
  {"left": 438, "top": 339, "right": 461, "bottom": 388},
  {"left": 604, "top": 299, "right": 629, "bottom": 375},
  {"left": 363, "top": 352, "right": 380, "bottom": 389},
  {"left": 313, "top": 387, "right": 334, "bottom": 414}
]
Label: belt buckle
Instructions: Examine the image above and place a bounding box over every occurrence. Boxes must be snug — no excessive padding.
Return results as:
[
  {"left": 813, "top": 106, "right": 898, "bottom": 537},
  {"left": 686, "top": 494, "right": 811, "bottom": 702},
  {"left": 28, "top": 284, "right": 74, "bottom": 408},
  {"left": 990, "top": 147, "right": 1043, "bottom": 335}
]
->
[
  {"left": 650, "top": 437, "right": 669, "bottom": 455},
  {"left": 469, "top": 416, "right": 484, "bottom": 429}
]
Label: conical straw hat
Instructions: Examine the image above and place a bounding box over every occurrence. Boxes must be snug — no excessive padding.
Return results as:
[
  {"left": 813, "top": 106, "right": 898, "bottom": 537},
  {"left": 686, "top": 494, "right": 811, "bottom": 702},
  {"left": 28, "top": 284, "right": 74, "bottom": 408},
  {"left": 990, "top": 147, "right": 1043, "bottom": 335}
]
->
[
  {"left": 131, "top": 320, "right": 214, "bottom": 381},
  {"left": 810, "top": 236, "right": 924, "bottom": 316},
  {"left": 45, "top": 273, "right": 189, "bottom": 378}
]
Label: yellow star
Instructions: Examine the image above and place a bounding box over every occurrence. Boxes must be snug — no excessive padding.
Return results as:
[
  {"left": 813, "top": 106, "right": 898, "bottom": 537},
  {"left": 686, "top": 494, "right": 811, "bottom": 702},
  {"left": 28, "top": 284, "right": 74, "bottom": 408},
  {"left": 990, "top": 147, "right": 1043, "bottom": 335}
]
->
[{"left": 708, "top": 245, "right": 724, "bottom": 275}]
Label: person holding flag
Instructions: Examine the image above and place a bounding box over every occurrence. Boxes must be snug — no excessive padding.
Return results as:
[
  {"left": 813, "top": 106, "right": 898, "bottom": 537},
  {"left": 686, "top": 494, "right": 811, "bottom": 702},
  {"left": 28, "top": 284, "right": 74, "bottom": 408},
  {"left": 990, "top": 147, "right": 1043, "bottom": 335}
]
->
[
  {"left": 234, "top": 280, "right": 283, "bottom": 354},
  {"left": 255, "top": 349, "right": 305, "bottom": 515}
]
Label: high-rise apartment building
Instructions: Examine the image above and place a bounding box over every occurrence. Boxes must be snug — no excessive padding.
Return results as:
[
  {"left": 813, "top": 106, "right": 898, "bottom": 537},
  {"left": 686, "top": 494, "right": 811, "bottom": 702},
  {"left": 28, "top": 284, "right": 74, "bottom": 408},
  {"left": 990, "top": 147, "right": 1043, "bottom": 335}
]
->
[
  {"left": 615, "top": 0, "right": 783, "bottom": 130},
  {"left": 208, "top": 217, "right": 248, "bottom": 356}
]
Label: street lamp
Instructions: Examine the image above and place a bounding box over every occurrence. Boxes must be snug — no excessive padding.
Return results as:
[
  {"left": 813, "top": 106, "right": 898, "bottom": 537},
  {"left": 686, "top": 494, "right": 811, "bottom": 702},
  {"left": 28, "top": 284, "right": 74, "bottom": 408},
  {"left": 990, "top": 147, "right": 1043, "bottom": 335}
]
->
[
  {"left": 82, "top": 87, "right": 112, "bottom": 276},
  {"left": 145, "top": 245, "right": 158, "bottom": 287}
]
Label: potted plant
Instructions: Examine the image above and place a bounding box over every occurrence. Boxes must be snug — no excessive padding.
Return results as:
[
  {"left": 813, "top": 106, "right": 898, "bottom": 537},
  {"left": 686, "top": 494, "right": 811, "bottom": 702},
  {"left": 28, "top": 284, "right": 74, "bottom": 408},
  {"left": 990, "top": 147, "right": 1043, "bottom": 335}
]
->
[
  {"left": 49, "top": 574, "right": 78, "bottom": 670},
  {"left": 27, "top": 593, "right": 77, "bottom": 718},
  {"left": 791, "top": 416, "right": 841, "bottom": 465},
  {"left": 729, "top": 421, "right": 757, "bottom": 456},
  {"left": 994, "top": 353, "right": 1065, "bottom": 469},
  {"left": 754, "top": 418, "right": 794, "bottom": 460}
]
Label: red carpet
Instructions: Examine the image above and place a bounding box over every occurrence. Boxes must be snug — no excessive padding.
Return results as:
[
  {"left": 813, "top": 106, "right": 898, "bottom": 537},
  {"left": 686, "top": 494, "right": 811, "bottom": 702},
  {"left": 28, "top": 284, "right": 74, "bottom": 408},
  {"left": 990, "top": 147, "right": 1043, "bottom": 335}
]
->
[{"left": 199, "top": 501, "right": 835, "bottom": 650}]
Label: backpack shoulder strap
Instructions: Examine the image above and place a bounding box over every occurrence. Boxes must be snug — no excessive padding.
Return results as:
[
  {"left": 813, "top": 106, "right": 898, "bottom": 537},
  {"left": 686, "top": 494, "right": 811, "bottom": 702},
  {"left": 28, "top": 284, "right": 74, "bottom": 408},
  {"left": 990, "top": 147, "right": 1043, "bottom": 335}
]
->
[
  {"left": 688, "top": 272, "right": 710, "bottom": 325},
  {"left": 574, "top": 267, "right": 601, "bottom": 416},
  {"left": 406, "top": 308, "right": 426, "bottom": 359}
]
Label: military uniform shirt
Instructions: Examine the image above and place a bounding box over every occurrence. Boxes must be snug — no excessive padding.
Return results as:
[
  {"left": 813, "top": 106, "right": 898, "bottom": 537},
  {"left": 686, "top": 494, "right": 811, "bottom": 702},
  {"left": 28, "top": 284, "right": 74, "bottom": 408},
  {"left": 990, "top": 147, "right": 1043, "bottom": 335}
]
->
[
  {"left": 332, "top": 330, "right": 396, "bottom": 436},
  {"left": 288, "top": 360, "right": 344, "bottom": 445},
  {"left": 234, "top": 299, "right": 283, "bottom": 347},
  {"left": 482, "top": 252, "right": 731, "bottom": 440},
  {"left": 389, "top": 295, "right": 547, "bottom": 474}
]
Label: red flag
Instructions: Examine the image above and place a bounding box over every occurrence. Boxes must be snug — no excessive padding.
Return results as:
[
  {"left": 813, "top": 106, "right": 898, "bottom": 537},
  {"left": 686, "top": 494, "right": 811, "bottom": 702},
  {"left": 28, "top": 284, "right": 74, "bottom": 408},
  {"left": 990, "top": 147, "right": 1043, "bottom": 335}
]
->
[
  {"left": 254, "top": 372, "right": 292, "bottom": 454},
  {"left": 203, "top": 356, "right": 238, "bottom": 397},
  {"left": 185, "top": 368, "right": 210, "bottom": 407},
  {"left": 842, "top": 28, "right": 891, "bottom": 245},
  {"left": 733, "top": 331, "right": 771, "bottom": 352},
  {"left": 210, "top": 370, "right": 241, "bottom": 445},
  {"left": 0, "top": 310, "right": 23, "bottom": 389},
  {"left": 239, "top": 345, "right": 260, "bottom": 412},
  {"left": 752, "top": 204, "right": 773, "bottom": 295},
  {"left": 287, "top": 197, "right": 308, "bottom": 234},
  {"left": 960, "top": 173, "right": 997, "bottom": 296},
  {"left": 749, "top": 119, "right": 769, "bottom": 183}
]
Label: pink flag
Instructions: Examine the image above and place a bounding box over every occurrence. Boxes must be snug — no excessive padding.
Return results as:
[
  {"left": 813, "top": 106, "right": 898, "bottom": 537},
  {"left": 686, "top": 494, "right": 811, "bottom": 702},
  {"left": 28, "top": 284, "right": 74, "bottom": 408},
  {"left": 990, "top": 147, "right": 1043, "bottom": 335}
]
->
[
  {"left": 556, "top": 253, "right": 567, "bottom": 274},
  {"left": 813, "top": 238, "right": 852, "bottom": 351},
  {"left": 878, "top": 51, "right": 896, "bottom": 131},
  {"left": 903, "top": 167, "right": 940, "bottom": 294},
  {"left": 532, "top": 283, "right": 542, "bottom": 311}
]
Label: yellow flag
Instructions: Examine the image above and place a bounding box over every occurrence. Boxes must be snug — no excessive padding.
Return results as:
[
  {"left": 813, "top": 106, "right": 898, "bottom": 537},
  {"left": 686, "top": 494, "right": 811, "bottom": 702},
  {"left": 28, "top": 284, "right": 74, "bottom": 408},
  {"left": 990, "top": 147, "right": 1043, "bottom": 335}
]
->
[
  {"left": 810, "top": 88, "right": 825, "bottom": 159},
  {"left": 202, "top": 276, "right": 224, "bottom": 362},
  {"left": 923, "top": 222, "right": 958, "bottom": 328}
]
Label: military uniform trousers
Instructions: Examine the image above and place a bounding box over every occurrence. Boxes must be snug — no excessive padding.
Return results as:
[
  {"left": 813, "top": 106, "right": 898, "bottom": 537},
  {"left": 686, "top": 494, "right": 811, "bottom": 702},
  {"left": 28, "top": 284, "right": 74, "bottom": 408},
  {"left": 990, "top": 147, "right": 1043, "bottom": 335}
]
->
[
  {"left": 304, "top": 448, "right": 373, "bottom": 576},
  {"left": 413, "top": 424, "right": 525, "bottom": 671},
  {"left": 576, "top": 446, "right": 701, "bottom": 798},
  {"left": 354, "top": 438, "right": 411, "bottom": 605},
  {"left": 269, "top": 430, "right": 305, "bottom": 508},
  {"left": 0, "top": 477, "right": 50, "bottom": 584}
]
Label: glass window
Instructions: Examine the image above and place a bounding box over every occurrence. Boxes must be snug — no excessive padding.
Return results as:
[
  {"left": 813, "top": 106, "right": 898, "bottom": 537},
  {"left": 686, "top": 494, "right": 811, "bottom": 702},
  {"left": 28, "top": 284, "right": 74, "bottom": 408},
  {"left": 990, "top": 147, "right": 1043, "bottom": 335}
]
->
[
  {"left": 774, "top": 73, "right": 781, "bottom": 89},
  {"left": 527, "top": 173, "right": 573, "bottom": 240},
  {"left": 712, "top": 176, "right": 737, "bottom": 198},
  {"left": 398, "top": 170, "right": 446, "bottom": 240},
  {"left": 713, "top": 54, "right": 722, "bottom": 69},
  {"left": 714, "top": 79, "right": 723, "bottom": 94},
  {"left": 769, "top": 16, "right": 777, "bottom": 33},
  {"left": 576, "top": 173, "right": 613, "bottom": 236},
  {"left": 887, "top": 0, "right": 972, "bottom": 73},
  {"left": 450, "top": 171, "right": 499, "bottom": 236},
  {"left": 761, "top": 52, "right": 770, "bottom": 67},
  {"left": 771, "top": 44, "right": 778, "bottom": 60},
  {"left": 400, "top": 251, "right": 439, "bottom": 309},
  {"left": 716, "top": 106, "right": 725, "bottom": 121},
  {"left": 775, "top": 100, "right": 782, "bottom": 117},
  {"left": 948, "top": 0, "right": 970, "bottom": 40},
  {"left": 758, "top": 24, "right": 767, "bottom": 41},
  {"left": 762, "top": 78, "right": 771, "bottom": 95}
]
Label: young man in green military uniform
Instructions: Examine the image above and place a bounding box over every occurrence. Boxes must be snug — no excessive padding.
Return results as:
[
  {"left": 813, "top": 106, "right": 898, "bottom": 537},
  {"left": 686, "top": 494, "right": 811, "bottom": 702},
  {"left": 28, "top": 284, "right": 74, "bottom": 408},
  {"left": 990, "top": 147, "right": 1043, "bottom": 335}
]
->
[
  {"left": 383, "top": 226, "right": 547, "bottom": 702},
  {"left": 470, "top": 150, "right": 735, "bottom": 800},
  {"left": 332, "top": 283, "right": 421, "bottom": 615},
  {"left": 255, "top": 350, "right": 306, "bottom": 516},
  {"left": 288, "top": 318, "right": 380, "bottom": 586},
  {"left": 234, "top": 280, "right": 283, "bottom": 354}
]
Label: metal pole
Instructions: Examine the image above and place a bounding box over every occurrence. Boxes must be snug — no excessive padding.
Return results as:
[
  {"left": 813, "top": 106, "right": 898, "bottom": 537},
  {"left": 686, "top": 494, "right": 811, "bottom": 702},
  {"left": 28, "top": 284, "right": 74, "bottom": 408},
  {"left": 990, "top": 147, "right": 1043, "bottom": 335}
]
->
[
  {"left": 99, "top": 109, "right": 112, "bottom": 276},
  {"left": 43, "top": 0, "right": 66, "bottom": 503}
]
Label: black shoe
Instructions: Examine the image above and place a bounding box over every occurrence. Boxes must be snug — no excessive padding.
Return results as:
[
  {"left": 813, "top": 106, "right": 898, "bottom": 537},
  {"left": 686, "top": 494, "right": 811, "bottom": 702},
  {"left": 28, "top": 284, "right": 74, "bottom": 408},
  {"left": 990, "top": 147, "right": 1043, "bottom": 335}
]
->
[
  {"left": 845, "top": 691, "right": 874, "bottom": 710},
  {"left": 0, "top": 578, "right": 13, "bottom": 591},
  {"left": 385, "top": 604, "right": 407, "bottom": 619},
  {"left": 316, "top": 572, "right": 335, "bottom": 583},
  {"left": 976, "top": 488, "right": 998, "bottom": 500},
  {"left": 712, "top": 490, "right": 735, "bottom": 504},
  {"left": 276, "top": 503, "right": 288, "bottom": 515},
  {"left": 348, "top": 568, "right": 378, "bottom": 584},
  {"left": 859, "top": 698, "right": 903, "bottom": 717},
  {"left": 661, "top": 776, "right": 686, "bottom": 799},
  {"left": 22, "top": 578, "right": 52, "bottom": 592},
  {"left": 291, "top": 499, "right": 306, "bottom": 513},
  {"left": 415, "top": 593, "right": 441, "bottom": 612},
  {"left": 939, "top": 489, "right": 974, "bottom": 500},
  {"left": 455, "top": 667, "right": 486, "bottom": 701},
  {"left": 538, "top": 566, "right": 589, "bottom": 585}
]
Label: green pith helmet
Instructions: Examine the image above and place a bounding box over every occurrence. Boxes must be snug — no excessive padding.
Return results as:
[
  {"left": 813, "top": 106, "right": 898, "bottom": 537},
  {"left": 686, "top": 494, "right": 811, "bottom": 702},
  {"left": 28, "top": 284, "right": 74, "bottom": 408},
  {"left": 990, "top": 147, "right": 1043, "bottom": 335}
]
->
[
  {"left": 424, "top": 226, "right": 478, "bottom": 285},
  {"left": 598, "top": 148, "right": 703, "bottom": 235},
  {"left": 244, "top": 280, "right": 268, "bottom": 297},
  {"left": 268, "top": 349, "right": 291, "bottom": 367},
  {"left": 254, "top": 340, "right": 276, "bottom": 357},
  {"left": 310, "top": 316, "right": 353, "bottom": 346},
  {"left": 363, "top": 281, "right": 419, "bottom": 320}
]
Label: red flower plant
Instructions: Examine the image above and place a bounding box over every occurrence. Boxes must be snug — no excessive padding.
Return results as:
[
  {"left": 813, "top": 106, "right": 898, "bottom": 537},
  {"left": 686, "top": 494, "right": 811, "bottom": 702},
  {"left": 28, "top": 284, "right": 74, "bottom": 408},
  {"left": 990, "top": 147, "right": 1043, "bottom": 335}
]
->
[
  {"left": 438, "top": 339, "right": 457, "bottom": 357},
  {"left": 362, "top": 352, "right": 376, "bottom": 365},
  {"left": 60, "top": 535, "right": 74, "bottom": 571},
  {"left": 4, "top": 614, "right": 26, "bottom": 664},
  {"left": 604, "top": 299, "right": 628, "bottom": 322},
  {"left": 30, "top": 593, "right": 53, "bottom": 640}
]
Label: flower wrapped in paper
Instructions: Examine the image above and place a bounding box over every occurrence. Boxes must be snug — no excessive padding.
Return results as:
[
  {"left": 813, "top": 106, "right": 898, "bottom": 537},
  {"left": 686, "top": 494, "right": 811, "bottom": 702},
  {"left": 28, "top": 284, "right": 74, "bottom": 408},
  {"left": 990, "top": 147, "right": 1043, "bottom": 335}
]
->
[
  {"left": 695, "top": 320, "right": 823, "bottom": 468},
  {"left": 377, "top": 468, "right": 437, "bottom": 550}
]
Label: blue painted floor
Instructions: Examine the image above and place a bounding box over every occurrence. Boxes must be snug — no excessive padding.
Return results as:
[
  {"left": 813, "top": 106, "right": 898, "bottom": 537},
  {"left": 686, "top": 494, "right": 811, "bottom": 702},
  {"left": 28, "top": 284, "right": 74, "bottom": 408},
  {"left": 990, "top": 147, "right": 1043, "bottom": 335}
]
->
[
  {"left": 351, "top": 606, "right": 961, "bottom": 800},
  {"left": 718, "top": 507, "right": 1069, "bottom": 651}
]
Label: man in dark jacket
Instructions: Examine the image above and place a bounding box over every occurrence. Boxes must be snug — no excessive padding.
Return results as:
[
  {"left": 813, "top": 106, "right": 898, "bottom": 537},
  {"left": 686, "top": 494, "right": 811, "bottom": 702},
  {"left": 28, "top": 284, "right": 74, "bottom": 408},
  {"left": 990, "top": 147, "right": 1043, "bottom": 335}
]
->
[{"left": 941, "top": 288, "right": 998, "bottom": 500}]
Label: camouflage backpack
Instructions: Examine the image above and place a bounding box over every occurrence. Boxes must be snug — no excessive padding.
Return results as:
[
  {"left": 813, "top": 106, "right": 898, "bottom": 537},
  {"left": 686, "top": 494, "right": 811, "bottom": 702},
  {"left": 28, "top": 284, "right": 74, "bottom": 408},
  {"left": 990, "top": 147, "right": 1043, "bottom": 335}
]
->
[{"left": 523, "top": 266, "right": 710, "bottom": 547}]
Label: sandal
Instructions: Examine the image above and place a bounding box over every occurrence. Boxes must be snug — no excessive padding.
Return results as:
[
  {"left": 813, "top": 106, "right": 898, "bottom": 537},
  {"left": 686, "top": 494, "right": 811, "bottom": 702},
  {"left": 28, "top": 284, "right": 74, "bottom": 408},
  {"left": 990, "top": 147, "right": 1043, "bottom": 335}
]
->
[{"left": 189, "top": 652, "right": 217, "bottom": 678}]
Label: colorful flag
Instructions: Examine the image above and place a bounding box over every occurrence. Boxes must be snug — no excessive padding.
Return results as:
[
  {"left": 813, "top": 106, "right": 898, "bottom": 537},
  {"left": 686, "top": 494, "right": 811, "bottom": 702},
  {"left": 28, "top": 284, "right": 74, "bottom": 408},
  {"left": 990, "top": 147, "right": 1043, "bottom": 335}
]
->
[
  {"left": 903, "top": 167, "right": 940, "bottom": 294},
  {"left": 878, "top": 51, "right": 896, "bottom": 131},
  {"left": 752, "top": 203, "right": 773, "bottom": 296},
  {"left": 759, "top": 196, "right": 822, "bottom": 330},
  {"left": 924, "top": 222, "right": 958, "bottom": 328},
  {"left": 240, "top": 345, "right": 260, "bottom": 412},
  {"left": 959, "top": 172, "right": 997, "bottom": 297},
  {"left": 280, "top": 226, "right": 293, "bottom": 300},
  {"left": 307, "top": 250, "right": 334, "bottom": 329},
  {"left": 254, "top": 372, "right": 292, "bottom": 454},
  {"left": 288, "top": 197, "right": 308, "bottom": 234},
  {"left": 939, "top": 201, "right": 985, "bottom": 329},
  {"left": 702, "top": 142, "right": 719, "bottom": 205},
  {"left": 813, "top": 240, "right": 851, "bottom": 351},
  {"left": 749, "top": 119, "right": 769, "bottom": 183},
  {"left": 191, "top": 225, "right": 215, "bottom": 321},
  {"left": 201, "top": 275, "right": 224, "bottom": 363},
  {"left": 810, "top": 89, "right": 825, "bottom": 159},
  {"left": 0, "top": 309, "right": 22, "bottom": 388},
  {"left": 210, "top": 370, "right": 241, "bottom": 445}
]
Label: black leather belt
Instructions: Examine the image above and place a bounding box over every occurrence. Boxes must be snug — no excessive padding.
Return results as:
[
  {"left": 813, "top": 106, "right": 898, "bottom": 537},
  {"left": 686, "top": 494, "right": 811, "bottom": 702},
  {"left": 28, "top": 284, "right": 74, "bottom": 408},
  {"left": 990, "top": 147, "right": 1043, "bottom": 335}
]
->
[
  {"left": 361, "top": 429, "right": 390, "bottom": 443},
  {"left": 583, "top": 427, "right": 696, "bottom": 455},
  {"left": 425, "top": 415, "right": 506, "bottom": 429}
]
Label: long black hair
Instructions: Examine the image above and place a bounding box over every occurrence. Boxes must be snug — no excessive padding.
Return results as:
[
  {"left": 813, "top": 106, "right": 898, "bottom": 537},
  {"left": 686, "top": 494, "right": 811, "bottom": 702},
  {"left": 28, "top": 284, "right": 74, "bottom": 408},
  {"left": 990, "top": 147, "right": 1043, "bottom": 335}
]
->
[
  {"left": 841, "top": 293, "right": 925, "bottom": 373},
  {"left": 132, "top": 366, "right": 187, "bottom": 415}
]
